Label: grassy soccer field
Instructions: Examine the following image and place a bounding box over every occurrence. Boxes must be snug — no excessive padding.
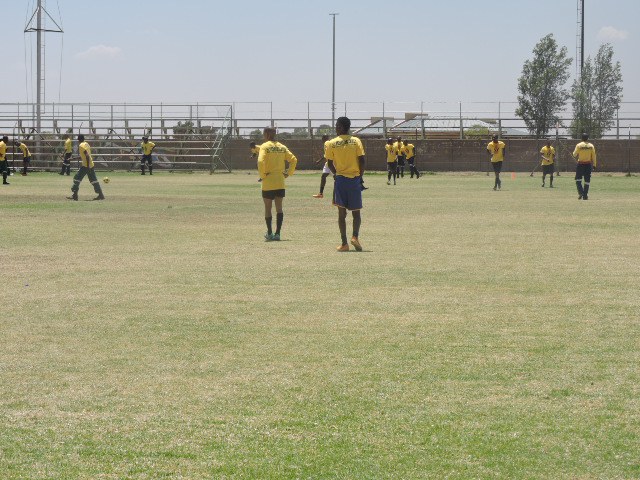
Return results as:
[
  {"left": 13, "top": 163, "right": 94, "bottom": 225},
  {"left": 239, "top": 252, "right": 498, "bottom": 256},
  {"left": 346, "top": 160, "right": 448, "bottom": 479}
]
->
[{"left": 1, "top": 171, "right": 639, "bottom": 479}]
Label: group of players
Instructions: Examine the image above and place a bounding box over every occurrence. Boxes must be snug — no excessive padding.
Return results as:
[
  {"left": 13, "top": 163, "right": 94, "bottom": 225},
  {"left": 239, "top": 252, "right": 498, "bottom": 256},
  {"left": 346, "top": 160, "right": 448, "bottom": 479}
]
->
[{"left": 385, "top": 137, "right": 421, "bottom": 185}]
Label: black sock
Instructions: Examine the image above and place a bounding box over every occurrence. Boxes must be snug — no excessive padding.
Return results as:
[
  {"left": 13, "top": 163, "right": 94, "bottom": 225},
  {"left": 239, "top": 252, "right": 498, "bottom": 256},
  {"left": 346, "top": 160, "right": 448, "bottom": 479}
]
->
[
  {"left": 388, "top": 171, "right": 392, "bottom": 181},
  {"left": 550, "top": 174, "right": 553, "bottom": 186},
  {"left": 265, "top": 216, "right": 272, "bottom": 235},
  {"left": 276, "top": 213, "right": 283, "bottom": 234}
]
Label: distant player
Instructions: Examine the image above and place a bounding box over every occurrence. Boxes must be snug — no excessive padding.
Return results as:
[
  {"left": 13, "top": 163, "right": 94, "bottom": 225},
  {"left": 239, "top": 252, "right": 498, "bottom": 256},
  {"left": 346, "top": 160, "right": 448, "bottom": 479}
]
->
[
  {"left": 325, "top": 116, "right": 366, "bottom": 252},
  {"left": 0, "top": 135, "right": 9, "bottom": 185},
  {"left": 487, "top": 135, "right": 505, "bottom": 190},
  {"left": 250, "top": 141, "right": 262, "bottom": 182},
  {"left": 540, "top": 139, "right": 555, "bottom": 188},
  {"left": 385, "top": 138, "right": 397, "bottom": 185},
  {"left": 394, "top": 136, "right": 405, "bottom": 178},
  {"left": 67, "top": 134, "right": 105, "bottom": 201},
  {"left": 313, "top": 134, "right": 331, "bottom": 198},
  {"left": 140, "top": 136, "right": 156, "bottom": 175},
  {"left": 257, "top": 127, "right": 297, "bottom": 241},
  {"left": 573, "top": 133, "right": 597, "bottom": 200},
  {"left": 61, "top": 134, "right": 72, "bottom": 175},
  {"left": 14, "top": 141, "right": 32, "bottom": 176},
  {"left": 403, "top": 140, "right": 420, "bottom": 178}
]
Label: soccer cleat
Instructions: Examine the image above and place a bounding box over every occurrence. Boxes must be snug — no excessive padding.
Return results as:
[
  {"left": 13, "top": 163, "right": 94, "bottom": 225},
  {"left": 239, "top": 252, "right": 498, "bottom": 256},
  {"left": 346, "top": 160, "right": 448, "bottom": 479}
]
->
[
  {"left": 313, "top": 193, "right": 324, "bottom": 198},
  {"left": 264, "top": 232, "right": 274, "bottom": 241},
  {"left": 67, "top": 194, "right": 78, "bottom": 201},
  {"left": 350, "top": 237, "right": 363, "bottom": 252},
  {"left": 493, "top": 186, "right": 497, "bottom": 191},
  {"left": 92, "top": 194, "right": 105, "bottom": 201},
  {"left": 583, "top": 195, "right": 588, "bottom": 200},
  {"left": 541, "top": 182, "right": 545, "bottom": 187},
  {"left": 336, "top": 244, "right": 349, "bottom": 252},
  {"left": 387, "top": 181, "right": 391, "bottom": 185},
  {"left": 272, "top": 233, "right": 281, "bottom": 241}
]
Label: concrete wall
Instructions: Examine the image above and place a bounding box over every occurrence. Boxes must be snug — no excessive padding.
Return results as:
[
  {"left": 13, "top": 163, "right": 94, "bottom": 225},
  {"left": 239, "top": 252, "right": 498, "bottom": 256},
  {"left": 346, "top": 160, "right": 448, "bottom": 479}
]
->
[{"left": 227, "top": 138, "right": 640, "bottom": 173}]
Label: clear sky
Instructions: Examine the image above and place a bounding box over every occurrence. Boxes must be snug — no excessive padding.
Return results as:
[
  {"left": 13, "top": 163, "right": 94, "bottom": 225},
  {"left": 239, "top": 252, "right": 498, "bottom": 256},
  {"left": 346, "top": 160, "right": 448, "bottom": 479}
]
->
[{"left": 3, "top": 0, "right": 638, "bottom": 114}]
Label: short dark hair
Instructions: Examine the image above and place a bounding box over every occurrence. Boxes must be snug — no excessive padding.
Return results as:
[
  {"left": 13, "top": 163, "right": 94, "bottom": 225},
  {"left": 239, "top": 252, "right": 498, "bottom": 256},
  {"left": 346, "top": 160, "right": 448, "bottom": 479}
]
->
[
  {"left": 336, "top": 116, "right": 351, "bottom": 131},
  {"left": 492, "top": 134, "right": 499, "bottom": 140},
  {"left": 387, "top": 138, "right": 393, "bottom": 144},
  {"left": 321, "top": 134, "right": 330, "bottom": 142},
  {"left": 142, "top": 136, "right": 149, "bottom": 141},
  {"left": 1, "top": 136, "right": 8, "bottom": 142},
  {"left": 78, "top": 134, "right": 85, "bottom": 142},
  {"left": 249, "top": 141, "right": 256, "bottom": 148},
  {"left": 581, "top": 132, "right": 589, "bottom": 141}
]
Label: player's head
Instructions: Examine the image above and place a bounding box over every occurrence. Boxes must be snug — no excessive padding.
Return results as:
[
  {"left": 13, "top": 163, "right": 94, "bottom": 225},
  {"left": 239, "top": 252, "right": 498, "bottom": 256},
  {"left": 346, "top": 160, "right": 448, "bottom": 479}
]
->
[
  {"left": 1, "top": 136, "right": 8, "bottom": 143},
  {"left": 142, "top": 136, "right": 149, "bottom": 142},
  {"left": 403, "top": 140, "right": 408, "bottom": 146},
  {"left": 387, "top": 138, "right": 393, "bottom": 145},
  {"left": 249, "top": 141, "right": 256, "bottom": 148},
  {"left": 396, "top": 136, "right": 402, "bottom": 142},
  {"left": 78, "top": 134, "right": 85, "bottom": 142},
  {"left": 321, "top": 134, "right": 329, "bottom": 142},
  {"left": 263, "top": 126, "right": 276, "bottom": 141},
  {"left": 492, "top": 134, "right": 499, "bottom": 142},
  {"left": 545, "top": 137, "right": 551, "bottom": 146},
  {"left": 336, "top": 116, "right": 350, "bottom": 135},
  {"left": 581, "top": 132, "right": 589, "bottom": 141},
  {"left": 14, "top": 140, "right": 21, "bottom": 146}
]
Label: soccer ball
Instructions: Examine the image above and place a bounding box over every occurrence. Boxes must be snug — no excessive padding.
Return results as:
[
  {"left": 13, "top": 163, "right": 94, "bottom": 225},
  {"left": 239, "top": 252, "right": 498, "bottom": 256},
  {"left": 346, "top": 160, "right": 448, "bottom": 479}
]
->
[{"left": 103, "top": 177, "right": 110, "bottom": 184}]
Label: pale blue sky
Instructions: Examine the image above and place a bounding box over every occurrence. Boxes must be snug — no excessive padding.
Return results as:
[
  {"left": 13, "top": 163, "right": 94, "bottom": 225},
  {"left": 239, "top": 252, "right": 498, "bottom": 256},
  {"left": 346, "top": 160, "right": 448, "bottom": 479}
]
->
[{"left": 3, "top": 0, "right": 638, "bottom": 112}]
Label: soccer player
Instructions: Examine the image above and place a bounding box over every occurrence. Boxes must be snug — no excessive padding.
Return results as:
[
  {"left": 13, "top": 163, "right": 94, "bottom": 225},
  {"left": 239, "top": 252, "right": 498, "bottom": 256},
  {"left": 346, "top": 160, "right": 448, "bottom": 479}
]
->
[
  {"left": 394, "top": 136, "right": 405, "bottom": 178},
  {"left": 385, "top": 138, "right": 397, "bottom": 185},
  {"left": 325, "top": 116, "right": 365, "bottom": 252},
  {"left": 14, "top": 141, "right": 32, "bottom": 176},
  {"left": 257, "top": 127, "right": 297, "bottom": 241},
  {"left": 313, "top": 134, "right": 332, "bottom": 198},
  {"left": 540, "top": 139, "right": 556, "bottom": 188},
  {"left": 403, "top": 140, "right": 420, "bottom": 178},
  {"left": 250, "top": 141, "right": 262, "bottom": 182},
  {"left": 487, "top": 135, "right": 506, "bottom": 190},
  {"left": 573, "top": 132, "right": 597, "bottom": 200},
  {"left": 67, "top": 134, "right": 105, "bottom": 201},
  {"left": 0, "top": 135, "right": 9, "bottom": 185},
  {"left": 140, "top": 136, "right": 156, "bottom": 175},
  {"left": 60, "top": 134, "right": 72, "bottom": 175}
]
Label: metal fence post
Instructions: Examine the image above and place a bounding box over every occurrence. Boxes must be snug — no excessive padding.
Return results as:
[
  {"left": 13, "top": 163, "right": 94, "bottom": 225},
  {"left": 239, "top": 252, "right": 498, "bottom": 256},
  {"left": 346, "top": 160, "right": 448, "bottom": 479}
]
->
[{"left": 459, "top": 102, "right": 463, "bottom": 140}]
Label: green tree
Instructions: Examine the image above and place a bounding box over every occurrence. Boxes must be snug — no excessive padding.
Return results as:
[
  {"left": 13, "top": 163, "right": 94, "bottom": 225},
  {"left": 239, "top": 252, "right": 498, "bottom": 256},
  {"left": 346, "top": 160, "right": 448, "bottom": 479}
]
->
[
  {"left": 570, "top": 43, "right": 623, "bottom": 138},
  {"left": 314, "top": 124, "right": 333, "bottom": 137},
  {"left": 464, "top": 124, "right": 491, "bottom": 140},
  {"left": 516, "top": 34, "right": 572, "bottom": 138}
]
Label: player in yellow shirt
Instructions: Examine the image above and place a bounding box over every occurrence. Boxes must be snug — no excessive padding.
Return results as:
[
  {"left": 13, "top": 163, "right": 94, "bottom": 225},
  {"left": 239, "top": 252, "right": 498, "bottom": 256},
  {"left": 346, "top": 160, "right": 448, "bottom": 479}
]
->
[
  {"left": 325, "top": 116, "right": 366, "bottom": 252},
  {"left": 394, "top": 137, "right": 405, "bottom": 178},
  {"left": 573, "top": 132, "right": 597, "bottom": 200},
  {"left": 403, "top": 140, "right": 420, "bottom": 179},
  {"left": 385, "top": 138, "right": 398, "bottom": 185},
  {"left": 61, "top": 134, "right": 73, "bottom": 175},
  {"left": 67, "top": 134, "right": 105, "bottom": 201},
  {"left": 140, "top": 136, "right": 156, "bottom": 175},
  {"left": 250, "top": 141, "right": 263, "bottom": 182},
  {"left": 257, "top": 127, "right": 297, "bottom": 241},
  {"left": 0, "top": 136, "right": 10, "bottom": 185},
  {"left": 540, "top": 139, "right": 556, "bottom": 188},
  {"left": 14, "top": 141, "right": 32, "bottom": 176},
  {"left": 486, "top": 135, "right": 506, "bottom": 190}
]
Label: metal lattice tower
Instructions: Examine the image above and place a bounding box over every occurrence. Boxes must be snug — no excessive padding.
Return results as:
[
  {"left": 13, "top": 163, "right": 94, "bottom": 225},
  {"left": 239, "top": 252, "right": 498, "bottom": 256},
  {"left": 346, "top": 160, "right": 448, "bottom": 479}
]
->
[{"left": 576, "top": 0, "right": 585, "bottom": 79}]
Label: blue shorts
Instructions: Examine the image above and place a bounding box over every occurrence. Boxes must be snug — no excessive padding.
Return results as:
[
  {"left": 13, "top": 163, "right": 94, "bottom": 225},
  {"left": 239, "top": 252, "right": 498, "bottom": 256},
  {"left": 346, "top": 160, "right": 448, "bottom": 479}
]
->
[{"left": 333, "top": 175, "right": 362, "bottom": 211}]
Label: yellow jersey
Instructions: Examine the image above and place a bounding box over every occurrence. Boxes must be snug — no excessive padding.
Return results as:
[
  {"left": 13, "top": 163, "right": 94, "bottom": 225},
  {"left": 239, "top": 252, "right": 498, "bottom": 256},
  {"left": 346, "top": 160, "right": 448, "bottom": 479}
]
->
[
  {"left": 325, "top": 135, "right": 365, "bottom": 178},
  {"left": 141, "top": 141, "right": 155, "bottom": 155},
  {"left": 404, "top": 143, "right": 415, "bottom": 159},
  {"left": 487, "top": 141, "right": 506, "bottom": 162},
  {"left": 18, "top": 143, "right": 31, "bottom": 158},
  {"left": 257, "top": 141, "right": 297, "bottom": 191},
  {"left": 394, "top": 141, "right": 404, "bottom": 157},
  {"left": 79, "top": 141, "right": 94, "bottom": 168},
  {"left": 64, "top": 138, "right": 73, "bottom": 153},
  {"left": 540, "top": 146, "right": 555, "bottom": 166},
  {"left": 385, "top": 144, "right": 398, "bottom": 163},
  {"left": 573, "top": 141, "right": 597, "bottom": 167},
  {"left": 0, "top": 141, "right": 7, "bottom": 161}
]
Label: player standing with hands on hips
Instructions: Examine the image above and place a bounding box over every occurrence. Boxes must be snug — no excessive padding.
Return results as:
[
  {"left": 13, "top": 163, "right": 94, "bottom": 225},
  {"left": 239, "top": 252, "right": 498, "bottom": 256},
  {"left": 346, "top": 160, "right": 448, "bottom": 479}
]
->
[
  {"left": 325, "top": 116, "right": 366, "bottom": 252},
  {"left": 140, "top": 136, "right": 156, "bottom": 175},
  {"left": 257, "top": 127, "right": 297, "bottom": 241},
  {"left": 540, "top": 138, "right": 555, "bottom": 188},
  {"left": 573, "top": 133, "right": 597, "bottom": 200},
  {"left": 487, "top": 134, "right": 506, "bottom": 190}
]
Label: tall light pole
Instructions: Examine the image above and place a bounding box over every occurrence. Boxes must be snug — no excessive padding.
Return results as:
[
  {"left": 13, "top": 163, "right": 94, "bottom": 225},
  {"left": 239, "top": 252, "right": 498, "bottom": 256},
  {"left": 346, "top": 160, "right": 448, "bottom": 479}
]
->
[{"left": 330, "top": 13, "right": 339, "bottom": 128}]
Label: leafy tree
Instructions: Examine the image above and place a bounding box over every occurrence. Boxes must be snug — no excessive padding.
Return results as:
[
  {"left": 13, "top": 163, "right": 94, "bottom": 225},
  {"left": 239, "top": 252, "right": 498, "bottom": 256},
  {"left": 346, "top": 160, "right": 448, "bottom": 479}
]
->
[
  {"left": 570, "top": 43, "right": 623, "bottom": 138},
  {"left": 516, "top": 34, "right": 572, "bottom": 138},
  {"left": 464, "top": 124, "right": 491, "bottom": 140},
  {"left": 314, "top": 124, "right": 333, "bottom": 137}
]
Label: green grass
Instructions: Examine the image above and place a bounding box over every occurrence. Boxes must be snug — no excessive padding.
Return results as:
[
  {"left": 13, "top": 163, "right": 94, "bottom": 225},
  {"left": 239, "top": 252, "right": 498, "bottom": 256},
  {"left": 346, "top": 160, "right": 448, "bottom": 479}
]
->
[{"left": 1, "top": 171, "right": 639, "bottom": 479}]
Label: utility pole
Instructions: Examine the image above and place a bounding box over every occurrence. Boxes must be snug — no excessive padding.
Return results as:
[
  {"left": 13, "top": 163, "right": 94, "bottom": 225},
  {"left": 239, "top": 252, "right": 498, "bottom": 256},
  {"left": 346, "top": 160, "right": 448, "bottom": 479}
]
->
[
  {"left": 25, "top": 0, "right": 63, "bottom": 154},
  {"left": 330, "top": 13, "right": 339, "bottom": 129}
]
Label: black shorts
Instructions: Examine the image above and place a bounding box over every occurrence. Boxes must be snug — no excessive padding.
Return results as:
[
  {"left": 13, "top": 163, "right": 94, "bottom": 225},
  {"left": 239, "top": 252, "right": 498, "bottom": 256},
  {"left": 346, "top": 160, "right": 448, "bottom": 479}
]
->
[
  {"left": 262, "top": 189, "right": 285, "bottom": 200},
  {"left": 388, "top": 161, "right": 397, "bottom": 172},
  {"left": 64, "top": 152, "right": 72, "bottom": 162},
  {"left": 23, "top": 156, "right": 31, "bottom": 163},
  {"left": 407, "top": 158, "right": 415, "bottom": 166},
  {"left": 142, "top": 154, "right": 152, "bottom": 164},
  {"left": 397, "top": 157, "right": 406, "bottom": 166},
  {"left": 492, "top": 161, "right": 503, "bottom": 173},
  {"left": 0, "top": 161, "right": 8, "bottom": 173},
  {"left": 542, "top": 164, "right": 554, "bottom": 174}
]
